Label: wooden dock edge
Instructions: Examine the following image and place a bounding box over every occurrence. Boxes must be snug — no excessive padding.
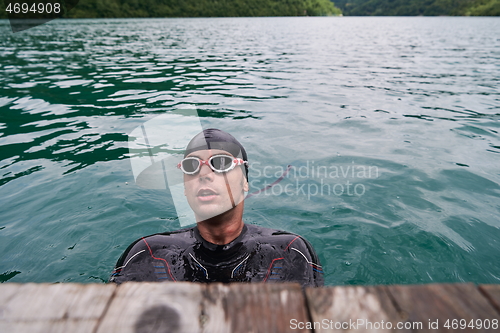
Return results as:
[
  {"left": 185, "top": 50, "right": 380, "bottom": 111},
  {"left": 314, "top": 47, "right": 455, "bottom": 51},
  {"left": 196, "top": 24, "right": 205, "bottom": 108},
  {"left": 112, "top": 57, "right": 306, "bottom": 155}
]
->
[{"left": 1, "top": 282, "right": 499, "bottom": 332}]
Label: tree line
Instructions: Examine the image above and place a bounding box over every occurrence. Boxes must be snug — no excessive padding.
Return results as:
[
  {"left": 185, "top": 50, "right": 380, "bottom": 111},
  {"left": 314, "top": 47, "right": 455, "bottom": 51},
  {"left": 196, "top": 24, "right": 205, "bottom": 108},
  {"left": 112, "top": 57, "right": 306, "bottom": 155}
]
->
[
  {"left": 1, "top": 0, "right": 498, "bottom": 21},
  {"left": 334, "top": 0, "right": 499, "bottom": 16},
  {"left": 0, "top": 0, "right": 341, "bottom": 19}
]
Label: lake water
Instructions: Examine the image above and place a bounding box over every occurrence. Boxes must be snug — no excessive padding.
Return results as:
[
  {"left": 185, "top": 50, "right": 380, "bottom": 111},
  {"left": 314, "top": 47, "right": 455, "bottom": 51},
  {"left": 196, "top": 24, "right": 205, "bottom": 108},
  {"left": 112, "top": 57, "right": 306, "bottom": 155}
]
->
[{"left": 0, "top": 17, "right": 499, "bottom": 285}]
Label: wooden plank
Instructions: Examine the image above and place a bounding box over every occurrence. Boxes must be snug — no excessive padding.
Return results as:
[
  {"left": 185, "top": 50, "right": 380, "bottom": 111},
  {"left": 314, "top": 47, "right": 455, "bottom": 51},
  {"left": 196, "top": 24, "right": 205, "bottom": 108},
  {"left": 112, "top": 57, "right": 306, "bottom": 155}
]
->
[
  {"left": 198, "top": 283, "right": 230, "bottom": 333},
  {"left": 479, "top": 285, "right": 500, "bottom": 315},
  {"left": 202, "top": 282, "right": 310, "bottom": 333},
  {"left": 387, "top": 283, "right": 500, "bottom": 332},
  {"left": 0, "top": 283, "right": 116, "bottom": 320},
  {"left": 0, "top": 319, "right": 100, "bottom": 333},
  {"left": 2, "top": 282, "right": 499, "bottom": 333},
  {"left": 0, "top": 283, "right": 23, "bottom": 307},
  {"left": 96, "top": 282, "right": 204, "bottom": 333},
  {"left": 305, "top": 285, "right": 407, "bottom": 332},
  {"left": 0, "top": 283, "right": 116, "bottom": 333}
]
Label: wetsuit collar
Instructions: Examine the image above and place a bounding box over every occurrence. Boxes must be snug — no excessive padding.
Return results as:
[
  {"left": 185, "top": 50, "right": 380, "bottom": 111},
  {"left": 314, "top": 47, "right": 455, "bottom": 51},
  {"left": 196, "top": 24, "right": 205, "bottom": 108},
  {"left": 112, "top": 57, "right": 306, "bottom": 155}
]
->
[{"left": 194, "top": 224, "right": 248, "bottom": 257}]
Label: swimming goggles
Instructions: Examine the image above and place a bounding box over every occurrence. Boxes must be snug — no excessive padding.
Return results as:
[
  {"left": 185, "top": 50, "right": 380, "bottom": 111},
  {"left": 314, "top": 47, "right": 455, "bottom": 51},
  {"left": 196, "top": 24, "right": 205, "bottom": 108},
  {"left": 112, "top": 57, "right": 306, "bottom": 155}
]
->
[{"left": 177, "top": 155, "right": 248, "bottom": 175}]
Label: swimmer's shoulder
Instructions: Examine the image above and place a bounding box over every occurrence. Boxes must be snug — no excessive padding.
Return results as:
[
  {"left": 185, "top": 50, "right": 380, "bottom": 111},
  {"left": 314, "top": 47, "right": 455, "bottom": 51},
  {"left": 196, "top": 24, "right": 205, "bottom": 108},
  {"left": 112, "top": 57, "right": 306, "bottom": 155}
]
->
[
  {"left": 117, "top": 227, "right": 196, "bottom": 262},
  {"left": 244, "top": 224, "right": 315, "bottom": 252},
  {"left": 244, "top": 224, "right": 323, "bottom": 287}
]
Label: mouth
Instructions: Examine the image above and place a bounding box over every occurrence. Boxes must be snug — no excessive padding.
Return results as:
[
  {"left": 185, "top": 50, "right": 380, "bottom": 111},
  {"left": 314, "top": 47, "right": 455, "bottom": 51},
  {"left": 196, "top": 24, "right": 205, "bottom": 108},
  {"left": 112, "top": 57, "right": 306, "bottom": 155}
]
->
[{"left": 196, "top": 188, "right": 218, "bottom": 201}]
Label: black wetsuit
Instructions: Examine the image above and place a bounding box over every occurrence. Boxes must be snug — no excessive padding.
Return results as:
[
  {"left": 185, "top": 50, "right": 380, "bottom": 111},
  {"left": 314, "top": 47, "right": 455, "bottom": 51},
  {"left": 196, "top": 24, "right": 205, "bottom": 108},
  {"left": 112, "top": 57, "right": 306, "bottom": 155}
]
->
[{"left": 110, "top": 224, "right": 324, "bottom": 287}]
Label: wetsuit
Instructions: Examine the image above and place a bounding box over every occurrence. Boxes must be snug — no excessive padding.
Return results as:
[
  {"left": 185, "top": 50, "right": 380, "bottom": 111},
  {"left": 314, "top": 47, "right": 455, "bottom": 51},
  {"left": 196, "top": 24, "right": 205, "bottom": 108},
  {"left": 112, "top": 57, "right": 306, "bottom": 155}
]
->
[{"left": 110, "top": 224, "right": 323, "bottom": 287}]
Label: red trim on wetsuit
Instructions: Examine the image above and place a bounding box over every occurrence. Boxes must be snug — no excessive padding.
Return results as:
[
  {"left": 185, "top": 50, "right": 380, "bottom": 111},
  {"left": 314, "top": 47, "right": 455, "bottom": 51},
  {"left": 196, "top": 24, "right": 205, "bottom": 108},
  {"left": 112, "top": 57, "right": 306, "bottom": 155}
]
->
[
  {"left": 284, "top": 236, "right": 300, "bottom": 251},
  {"left": 263, "top": 257, "right": 284, "bottom": 282},
  {"left": 142, "top": 237, "right": 176, "bottom": 282}
]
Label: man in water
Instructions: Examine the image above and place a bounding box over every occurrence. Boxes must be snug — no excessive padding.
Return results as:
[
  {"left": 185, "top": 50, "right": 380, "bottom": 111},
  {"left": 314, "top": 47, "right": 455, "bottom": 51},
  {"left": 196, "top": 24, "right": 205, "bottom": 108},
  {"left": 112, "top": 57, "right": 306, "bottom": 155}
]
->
[{"left": 110, "top": 129, "right": 323, "bottom": 287}]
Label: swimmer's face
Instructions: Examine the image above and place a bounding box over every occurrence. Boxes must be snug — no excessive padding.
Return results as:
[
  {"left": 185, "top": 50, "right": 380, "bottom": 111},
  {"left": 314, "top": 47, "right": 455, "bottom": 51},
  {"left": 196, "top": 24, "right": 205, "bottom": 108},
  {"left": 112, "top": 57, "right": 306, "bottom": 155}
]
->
[{"left": 183, "top": 149, "right": 248, "bottom": 222}]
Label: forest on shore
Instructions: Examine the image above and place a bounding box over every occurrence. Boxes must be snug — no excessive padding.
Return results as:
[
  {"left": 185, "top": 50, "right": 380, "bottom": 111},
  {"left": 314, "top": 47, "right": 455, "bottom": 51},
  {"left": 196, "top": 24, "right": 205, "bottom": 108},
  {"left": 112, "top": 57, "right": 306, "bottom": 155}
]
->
[
  {"left": 335, "top": 0, "right": 500, "bottom": 16},
  {"left": 65, "top": 0, "right": 341, "bottom": 17},
  {"left": 0, "top": 0, "right": 340, "bottom": 19},
  {"left": 0, "top": 0, "right": 498, "bottom": 20}
]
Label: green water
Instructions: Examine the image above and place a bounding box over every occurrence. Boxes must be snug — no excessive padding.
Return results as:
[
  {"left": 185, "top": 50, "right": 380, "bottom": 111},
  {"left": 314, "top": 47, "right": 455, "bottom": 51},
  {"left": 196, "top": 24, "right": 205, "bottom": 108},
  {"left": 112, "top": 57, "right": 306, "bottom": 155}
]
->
[{"left": 1, "top": 17, "right": 499, "bottom": 285}]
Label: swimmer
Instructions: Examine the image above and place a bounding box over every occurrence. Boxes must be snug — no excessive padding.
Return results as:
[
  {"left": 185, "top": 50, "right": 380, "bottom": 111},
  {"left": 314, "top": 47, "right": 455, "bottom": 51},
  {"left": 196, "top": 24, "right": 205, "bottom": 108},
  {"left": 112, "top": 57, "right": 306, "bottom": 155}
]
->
[{"left": 110, "top": 129, "right": 323, "bottom": 287}]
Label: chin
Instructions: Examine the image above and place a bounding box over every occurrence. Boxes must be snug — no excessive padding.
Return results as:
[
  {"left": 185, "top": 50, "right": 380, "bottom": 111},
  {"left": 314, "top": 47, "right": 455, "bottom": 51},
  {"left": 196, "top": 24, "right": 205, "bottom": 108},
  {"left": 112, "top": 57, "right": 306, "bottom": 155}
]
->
[{"left": 193, "top": 204, "right": 231, "bottom": 222}]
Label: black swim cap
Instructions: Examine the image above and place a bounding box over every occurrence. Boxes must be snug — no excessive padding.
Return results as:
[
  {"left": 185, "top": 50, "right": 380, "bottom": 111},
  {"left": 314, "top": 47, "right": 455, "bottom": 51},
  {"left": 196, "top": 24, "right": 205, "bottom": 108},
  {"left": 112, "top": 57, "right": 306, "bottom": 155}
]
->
[{"left": 184, "top": 128, "right": 249, "bottom": 180}]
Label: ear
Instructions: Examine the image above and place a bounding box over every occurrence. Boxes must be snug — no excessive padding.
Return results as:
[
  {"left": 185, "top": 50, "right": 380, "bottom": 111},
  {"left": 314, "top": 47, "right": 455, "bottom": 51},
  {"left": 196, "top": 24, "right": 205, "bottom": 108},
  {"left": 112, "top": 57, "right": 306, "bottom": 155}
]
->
[{"left": 243, "top": 178, "right": 249, "bottom": 192}]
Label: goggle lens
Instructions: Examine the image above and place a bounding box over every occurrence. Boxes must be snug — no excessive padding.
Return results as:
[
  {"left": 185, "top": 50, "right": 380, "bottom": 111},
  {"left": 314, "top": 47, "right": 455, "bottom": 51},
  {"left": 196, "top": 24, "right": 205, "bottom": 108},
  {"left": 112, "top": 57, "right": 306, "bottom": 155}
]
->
[
  {"left": 181, "top": 158, "right": 200, "bottom": 173},
  {"left": 210, "top": 155, "right": 233, "bottom": 171}
]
